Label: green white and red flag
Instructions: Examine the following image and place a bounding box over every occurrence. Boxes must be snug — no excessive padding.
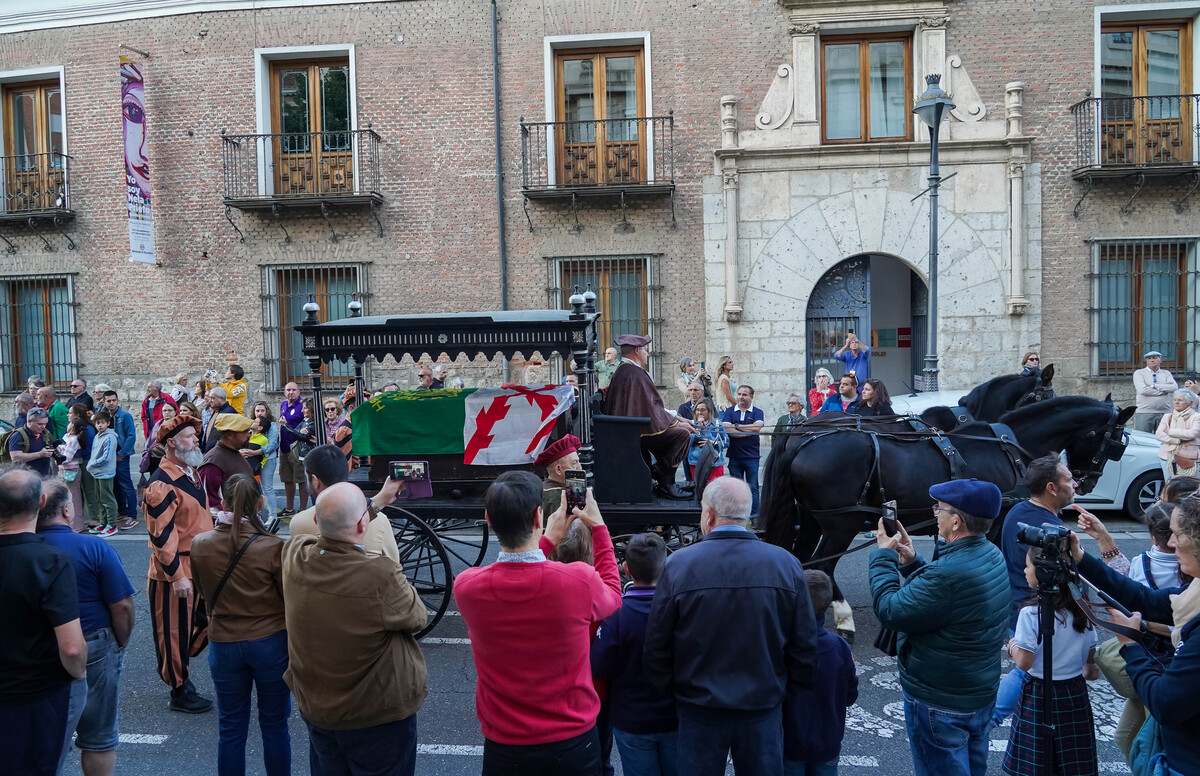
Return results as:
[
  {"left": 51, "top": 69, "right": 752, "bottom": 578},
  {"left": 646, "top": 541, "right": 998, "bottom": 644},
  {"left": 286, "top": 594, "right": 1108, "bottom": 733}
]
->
[{"left": 349, "top": 385, "right": 575, "bottom": 465}]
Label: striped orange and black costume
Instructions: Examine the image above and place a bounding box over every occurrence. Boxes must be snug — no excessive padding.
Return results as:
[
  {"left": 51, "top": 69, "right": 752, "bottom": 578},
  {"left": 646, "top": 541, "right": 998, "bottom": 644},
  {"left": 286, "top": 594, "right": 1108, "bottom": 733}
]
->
[{"left": 144, "top": 456, "right": 213, "bottom": 689}]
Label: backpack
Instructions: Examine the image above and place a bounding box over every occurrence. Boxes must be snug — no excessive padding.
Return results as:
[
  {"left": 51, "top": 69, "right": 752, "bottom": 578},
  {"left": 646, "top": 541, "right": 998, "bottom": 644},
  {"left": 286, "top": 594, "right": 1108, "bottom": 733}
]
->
[{"left": 0, "top": 426, "right": 30, "bottom": 463}]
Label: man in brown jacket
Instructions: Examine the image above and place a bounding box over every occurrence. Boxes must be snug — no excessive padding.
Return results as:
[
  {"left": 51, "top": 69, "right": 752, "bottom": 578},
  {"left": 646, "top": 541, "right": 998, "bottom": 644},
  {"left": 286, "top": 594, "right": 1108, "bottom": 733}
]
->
[
  {"left": 198, "top": 414, "right": 253, "bottom": 508},
  {"left": 282, "top": 482, "right": 427, "bottom": 776}
]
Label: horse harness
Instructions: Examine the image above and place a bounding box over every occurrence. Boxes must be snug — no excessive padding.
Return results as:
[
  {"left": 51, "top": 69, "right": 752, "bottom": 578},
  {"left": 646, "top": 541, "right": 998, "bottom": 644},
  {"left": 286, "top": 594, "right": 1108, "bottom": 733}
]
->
[{"left": 782, "top": 414, "right": 1029, "bottom": 519}]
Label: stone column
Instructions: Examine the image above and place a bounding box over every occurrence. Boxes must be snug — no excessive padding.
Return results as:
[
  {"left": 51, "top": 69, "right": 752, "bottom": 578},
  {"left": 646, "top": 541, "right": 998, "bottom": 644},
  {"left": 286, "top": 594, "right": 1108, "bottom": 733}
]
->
[
  {"left": 1005, "top": 83, "right": 1030, "bottom": 316},
  {"left": 789, "top": 20, "right": 820, "bottom": 145},
  {"left": 918, "top": 17, "right": 949, "bottom": 140},
  {"left": 720, "top": 96, "right": 742, "bottom": 322}
]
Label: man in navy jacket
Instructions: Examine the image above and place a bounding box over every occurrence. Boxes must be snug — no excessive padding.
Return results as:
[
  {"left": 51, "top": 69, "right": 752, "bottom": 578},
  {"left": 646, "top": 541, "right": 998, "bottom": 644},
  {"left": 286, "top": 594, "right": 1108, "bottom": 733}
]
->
[{"left": 644, "top": 476, "right": 818, "bottom": 776}]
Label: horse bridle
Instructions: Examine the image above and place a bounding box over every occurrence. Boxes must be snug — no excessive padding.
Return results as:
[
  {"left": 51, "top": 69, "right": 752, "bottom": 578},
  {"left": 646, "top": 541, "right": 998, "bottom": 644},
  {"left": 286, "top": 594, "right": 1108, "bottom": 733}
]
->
[
  {"left": 1014, "top": 371, "right": 1052, "bottom": 410},
  {"left": 1070, "top": 404, "right": 1128, "bottom": 486}
]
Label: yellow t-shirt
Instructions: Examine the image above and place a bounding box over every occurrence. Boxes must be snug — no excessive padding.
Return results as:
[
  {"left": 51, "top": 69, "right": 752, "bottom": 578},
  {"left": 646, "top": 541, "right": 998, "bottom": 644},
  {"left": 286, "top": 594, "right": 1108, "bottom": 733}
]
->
[{"left": 220, "top": 379, "right": 249, "bottom": 415}]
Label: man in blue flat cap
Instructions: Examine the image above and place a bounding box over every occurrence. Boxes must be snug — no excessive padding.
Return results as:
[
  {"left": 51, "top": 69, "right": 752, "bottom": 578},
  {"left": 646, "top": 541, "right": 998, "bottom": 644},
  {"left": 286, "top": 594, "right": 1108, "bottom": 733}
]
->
[{"left": 868, "top": 479, "right": 1010, "bottom": 776}]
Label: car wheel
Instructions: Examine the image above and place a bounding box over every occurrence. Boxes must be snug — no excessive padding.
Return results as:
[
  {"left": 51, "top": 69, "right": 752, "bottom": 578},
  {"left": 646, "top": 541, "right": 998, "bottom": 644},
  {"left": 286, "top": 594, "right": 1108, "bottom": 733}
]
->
[{"left": 1124, "top": 470, "right": 1164, "bottom": 518}]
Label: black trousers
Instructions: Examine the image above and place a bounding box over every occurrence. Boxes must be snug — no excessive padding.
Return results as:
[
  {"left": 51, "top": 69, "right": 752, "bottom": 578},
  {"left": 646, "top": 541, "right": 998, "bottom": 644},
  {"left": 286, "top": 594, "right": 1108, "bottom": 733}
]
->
[{"left": 482, "top": 726, "right": 601, "bottom": 776}]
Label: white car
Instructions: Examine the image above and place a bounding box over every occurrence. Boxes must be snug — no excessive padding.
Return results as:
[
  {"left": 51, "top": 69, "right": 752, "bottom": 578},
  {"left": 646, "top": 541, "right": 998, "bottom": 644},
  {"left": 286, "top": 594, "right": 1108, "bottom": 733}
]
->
[{"left": 888, "top": 391, "right": 1164, "bottom": 517}]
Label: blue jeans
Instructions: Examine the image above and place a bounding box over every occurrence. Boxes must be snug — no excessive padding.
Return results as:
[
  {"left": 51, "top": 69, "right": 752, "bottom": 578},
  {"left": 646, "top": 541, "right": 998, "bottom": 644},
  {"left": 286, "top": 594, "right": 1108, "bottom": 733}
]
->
[
  {"left": 114, "top": 455, "right": 136, "bottom": 518},
  {"left": 307, "top": 713, "right": 416, "bottom": 776},
  {"left": 728, "top": 457, "right": 761, "bottom": 514},
  {"left": 992, "top": 666, "right": 1027, "bottom": 727},
  {"left": 613, "top": 728, "right": 678, "bottom": 776},
  {"left": 903, "top": 692, "right": 992, "bottom": 776},
  {"left": 77, "top": 629, "right": 124, "bottom": 751},
  {"left": 208, "top": 630, "right": 291, "bottom": 776},
  {"left": 784, "top": 759, "right": 839, "bottom": 776},
  {"left": 677, "top": 706, "right": 783, "bottom": 776},
  {"left": 260, "top": 455, "right": 279, "bottom": 516}
]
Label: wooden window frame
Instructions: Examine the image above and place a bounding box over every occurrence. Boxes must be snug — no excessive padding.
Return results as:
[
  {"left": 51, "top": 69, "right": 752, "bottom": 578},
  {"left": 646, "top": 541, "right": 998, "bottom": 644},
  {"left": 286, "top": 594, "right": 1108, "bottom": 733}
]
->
[
  {"left": 4, "top": 277, "right": 73, "bottom": 388},
  {"left": 267, "top": 58, "right": 353, "bottom": 197},
  {"left": 1096, "top": 242, "right": 1188, "bottom": 376},
  {"left": 1100, "top": 20, "right": 1192, "bottom": 97},
  {"left": 560, "top": 257, "right": 648, "bottom": 352},
  {"left": 820, "top": 33, "right": 913, "bottom": 145},
  {"left": 2, "top": 80, "right": 64, "bottom": 213},
  {"left": 553, "top": 46, "right": 647, "bottom": 186},
  {"left": 274, "top": 265, "right": 360, "bottom": 387}
]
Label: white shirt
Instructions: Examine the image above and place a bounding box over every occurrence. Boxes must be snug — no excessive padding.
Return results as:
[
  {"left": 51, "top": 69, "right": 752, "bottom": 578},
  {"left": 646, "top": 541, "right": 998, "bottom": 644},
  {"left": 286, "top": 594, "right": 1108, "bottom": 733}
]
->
[
  {"left": 1014, "top": 605, "right": 1098, "bottom": 679},
  {"left": 1127, "top": 547, "right": 1183, "bottom": 590}
]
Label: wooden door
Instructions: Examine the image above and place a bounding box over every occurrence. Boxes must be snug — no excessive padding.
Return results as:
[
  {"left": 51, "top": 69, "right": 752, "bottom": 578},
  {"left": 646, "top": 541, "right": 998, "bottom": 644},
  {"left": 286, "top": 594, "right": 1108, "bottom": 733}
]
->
[
  {"left": 554, "top": 49, "right": 645, "bottom": 186},
  {"left": 3, "top": 82, "right": 63, "bottom": 212},
  {"left": 270, "top": 60, "right": 353, "bottom": 196},
  {"left": 1100, "top": 22, "right": 1192, "bottom": 165}
]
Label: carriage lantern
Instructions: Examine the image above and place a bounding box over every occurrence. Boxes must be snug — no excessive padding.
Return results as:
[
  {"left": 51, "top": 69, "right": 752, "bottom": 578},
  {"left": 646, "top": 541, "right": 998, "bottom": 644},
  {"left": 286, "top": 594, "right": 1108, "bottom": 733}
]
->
[
  {"left": 302, "top": 294, "right": 320, "bottom": 325},
  {"left": 913, "top": 74, "right": 954, "bottom": 393}
]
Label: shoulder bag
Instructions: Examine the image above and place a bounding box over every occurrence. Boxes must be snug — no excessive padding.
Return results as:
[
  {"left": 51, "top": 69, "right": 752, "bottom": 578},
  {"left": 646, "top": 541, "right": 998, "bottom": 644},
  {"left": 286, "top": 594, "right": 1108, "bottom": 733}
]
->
[{"left": 206, "top": 534, "right": 260, "bottom": 614}]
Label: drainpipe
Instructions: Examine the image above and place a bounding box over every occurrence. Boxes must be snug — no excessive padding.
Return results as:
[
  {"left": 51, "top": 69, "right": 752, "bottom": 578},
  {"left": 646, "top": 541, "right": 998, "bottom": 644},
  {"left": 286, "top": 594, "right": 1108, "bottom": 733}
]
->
[{"left": 492, "top": 0, "right": 508, "bottom": 312}]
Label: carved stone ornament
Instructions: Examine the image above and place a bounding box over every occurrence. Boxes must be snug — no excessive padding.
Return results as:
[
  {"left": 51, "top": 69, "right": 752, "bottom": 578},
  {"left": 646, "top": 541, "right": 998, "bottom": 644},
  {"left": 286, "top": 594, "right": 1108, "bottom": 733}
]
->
[
  {"left": 788, "top": 20, "right": 819, "bottom": 35},
  {"left": 919, "top": 16, "right": 949, "bottom": 29},
  {"left": 1007, "top": 160, "right": 1026, "bottom": 177},
  {"left": 723, "top": 169, "right": 740, "bottom": 189},
  {"left": 756, "top": 64, "right": 795, "bottom": 130},
  {"left": 945, "top": 54, "right": 986, "bottom": 123}
]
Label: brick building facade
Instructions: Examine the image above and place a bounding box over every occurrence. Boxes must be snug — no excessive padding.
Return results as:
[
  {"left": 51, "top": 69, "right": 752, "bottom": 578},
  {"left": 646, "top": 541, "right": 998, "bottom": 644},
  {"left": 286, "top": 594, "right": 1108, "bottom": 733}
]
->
[{"left": 0, "top": 0, "right": 1196, "bottom": 423}]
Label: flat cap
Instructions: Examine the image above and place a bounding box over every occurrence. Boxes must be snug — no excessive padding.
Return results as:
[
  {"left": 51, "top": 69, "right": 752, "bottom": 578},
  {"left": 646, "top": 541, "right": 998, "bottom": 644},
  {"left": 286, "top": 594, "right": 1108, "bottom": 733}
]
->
[
  {"left": 534, "top": 434, "right": 581, "bottom": 468},
  {"left": 1143, "top": 350, "right": 1163, "bottom": 360},
  {"left": 929, "top": 478, "right": 1002, "bottom": 521},
  {"left": 213, "top": 414, "right": 253, "bottom": 433},
  {"left": 616, "top": 334, "right": 652, "bottom": 347}
]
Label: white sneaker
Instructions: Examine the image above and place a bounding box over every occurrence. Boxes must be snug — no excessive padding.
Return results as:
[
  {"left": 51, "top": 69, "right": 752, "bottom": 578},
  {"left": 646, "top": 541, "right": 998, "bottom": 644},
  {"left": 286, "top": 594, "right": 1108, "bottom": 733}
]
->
[{"left": 98, "top": 525, "right": 118, "bottom": 537}]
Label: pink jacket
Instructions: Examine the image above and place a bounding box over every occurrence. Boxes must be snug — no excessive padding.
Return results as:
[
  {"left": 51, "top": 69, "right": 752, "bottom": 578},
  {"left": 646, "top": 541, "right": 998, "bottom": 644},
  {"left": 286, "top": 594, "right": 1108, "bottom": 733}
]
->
[{"left": 1156, "top": 410, "right": 1200, "bottom": 461}]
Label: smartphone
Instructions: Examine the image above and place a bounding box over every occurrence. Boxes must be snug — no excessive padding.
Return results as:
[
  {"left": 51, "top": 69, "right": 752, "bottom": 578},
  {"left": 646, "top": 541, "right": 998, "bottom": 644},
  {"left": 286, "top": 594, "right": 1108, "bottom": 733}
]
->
[
  {"left": 881, "top": 500, "right": 899, "bottom": 537},
  {"left": 700, "top": 361, "right": 706, "bottom": 370},
  {"left": 390, "top": 461, "right": 427, "bottom": 481},
  {"left": 565, "top": 468, "right": 587, "bottom": 511}
]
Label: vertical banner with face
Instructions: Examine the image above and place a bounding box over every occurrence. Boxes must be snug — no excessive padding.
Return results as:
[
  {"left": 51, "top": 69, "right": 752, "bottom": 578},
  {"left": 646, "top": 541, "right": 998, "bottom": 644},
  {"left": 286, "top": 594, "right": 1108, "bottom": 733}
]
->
[{"left": 121, "top": 57, "right": 155, "bottom": 264}]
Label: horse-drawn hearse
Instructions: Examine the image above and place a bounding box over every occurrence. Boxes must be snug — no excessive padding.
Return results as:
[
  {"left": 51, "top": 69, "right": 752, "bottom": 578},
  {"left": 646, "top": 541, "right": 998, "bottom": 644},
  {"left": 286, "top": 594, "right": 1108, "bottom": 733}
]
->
[
  {"left": 295, "top": 295, "right": 1138, "bottom": 640},
  {"left": 295, "top": 292, "right": 703, "bottom": 637}
]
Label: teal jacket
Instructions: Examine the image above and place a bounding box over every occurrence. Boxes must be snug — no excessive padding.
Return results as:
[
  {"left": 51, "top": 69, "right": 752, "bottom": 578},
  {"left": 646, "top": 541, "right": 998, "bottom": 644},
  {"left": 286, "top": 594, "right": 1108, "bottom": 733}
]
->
[{"left": 868, "top": 535, "right": 1009, "bottom": 712}]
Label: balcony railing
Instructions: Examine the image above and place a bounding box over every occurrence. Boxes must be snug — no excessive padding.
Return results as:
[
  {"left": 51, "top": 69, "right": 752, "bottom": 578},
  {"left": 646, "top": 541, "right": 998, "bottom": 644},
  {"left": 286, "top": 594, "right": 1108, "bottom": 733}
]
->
[
  {"left": 1, "top": 152, "right": 71, "bottom": 216},
  {"left": 1072, "top": 95, "right": 1200, "bottom": 174},
  {"left": 520, "top": 115, "right": 675, "bottom": 196},
  {"left": 221, "top": 129, "right": 383, "bottom": 207}
]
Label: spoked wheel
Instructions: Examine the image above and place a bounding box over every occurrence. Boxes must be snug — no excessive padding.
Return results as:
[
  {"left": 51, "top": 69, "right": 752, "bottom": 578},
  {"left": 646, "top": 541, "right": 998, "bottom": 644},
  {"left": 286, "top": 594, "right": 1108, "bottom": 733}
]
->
[
  {"left": 611, "top": 525, "right": 701, "bottom": 589},
  {"left": 428, "top": 517, "right": 490, "bottom": 570},
  {"left": 384, "top": 506, "right": 453, "bottom": 639}
]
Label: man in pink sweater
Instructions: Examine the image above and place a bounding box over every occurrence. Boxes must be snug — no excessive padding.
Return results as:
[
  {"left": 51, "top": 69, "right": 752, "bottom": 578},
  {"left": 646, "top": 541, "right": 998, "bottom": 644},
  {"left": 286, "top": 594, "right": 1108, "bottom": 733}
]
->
[{"left": 455, "top": 470, "right": 622, "bottom": 775}]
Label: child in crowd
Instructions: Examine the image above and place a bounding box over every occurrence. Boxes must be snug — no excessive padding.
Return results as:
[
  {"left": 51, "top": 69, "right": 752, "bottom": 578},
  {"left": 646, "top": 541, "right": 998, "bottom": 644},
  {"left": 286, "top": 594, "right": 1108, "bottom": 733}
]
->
[
  {"left": 57, "top": 417, "right": 87, "bottom": 531},
  {"left": 246, "top": 417, "right": 268, "bottom": 477},
  {"left": 1002, "top": 549, "right": 1100, "bottom": 776},
  {"left": 86, "top": 410, "right": 120, "bottom": 537},
  {"left": 219, "top": 363, "right": 249, "bottom": 415},
  {"left": 591, "top": 533, "right": 678, "bottom": 776},
  {"left": 550, "top": 520, "right": 594, "bottom": 564},
  {"left": 782, "top": 569, "right": 858, "bottom": 775}
]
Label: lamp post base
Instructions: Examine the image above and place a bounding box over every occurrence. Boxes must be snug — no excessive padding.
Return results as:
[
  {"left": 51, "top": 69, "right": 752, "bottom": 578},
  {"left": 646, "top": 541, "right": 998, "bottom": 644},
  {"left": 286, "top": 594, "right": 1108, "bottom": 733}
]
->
[{"left": 923, "top": 354, "right": 940, "bottom": 393}]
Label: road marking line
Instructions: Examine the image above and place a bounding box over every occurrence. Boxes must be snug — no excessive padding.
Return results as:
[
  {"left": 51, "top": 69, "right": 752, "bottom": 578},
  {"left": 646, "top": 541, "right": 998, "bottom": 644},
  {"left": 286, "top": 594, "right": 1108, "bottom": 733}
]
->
[
  {"left": 118, "top": 734, "right": 168, "bottom": 744},
  {"left": 418, "top": 744, "right": 484, "bottom": 756},
  {"left": 421, "top": 637, "right": 471, "bottom": 645},
  {"left": 839, "top": 755, "right": 879, "bottom": 767}
]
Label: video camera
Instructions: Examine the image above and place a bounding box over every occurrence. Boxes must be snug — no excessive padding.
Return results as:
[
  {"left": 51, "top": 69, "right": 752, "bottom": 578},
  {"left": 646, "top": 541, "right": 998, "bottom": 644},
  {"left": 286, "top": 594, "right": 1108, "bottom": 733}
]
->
[{"left": 1015, "top": 522, "right": 1072, "bottom": 555}]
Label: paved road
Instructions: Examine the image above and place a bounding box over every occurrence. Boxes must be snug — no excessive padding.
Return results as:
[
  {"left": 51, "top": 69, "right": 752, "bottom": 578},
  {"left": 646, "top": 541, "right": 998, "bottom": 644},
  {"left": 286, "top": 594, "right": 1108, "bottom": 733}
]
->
[{"left": 69, "top": 514, "right": 1146, "bottom": 776}]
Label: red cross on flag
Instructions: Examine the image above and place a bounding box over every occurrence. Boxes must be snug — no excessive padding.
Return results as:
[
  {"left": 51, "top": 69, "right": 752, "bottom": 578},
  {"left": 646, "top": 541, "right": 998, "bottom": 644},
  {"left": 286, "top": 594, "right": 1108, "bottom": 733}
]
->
[{"left": 463, "top": 385, "right": 576, "bottom": 465}]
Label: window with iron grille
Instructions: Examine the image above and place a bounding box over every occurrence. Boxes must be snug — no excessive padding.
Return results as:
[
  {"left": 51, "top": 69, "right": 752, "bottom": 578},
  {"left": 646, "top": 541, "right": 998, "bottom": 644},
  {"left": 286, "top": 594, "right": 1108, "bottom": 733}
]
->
[
  {"left": 0, "top": 275, "right": 79, "bottom": 392},
  {"left": 260, "top": 264, "right": 368, "bottom": 391},
  {"left": 546, "top": 255, "right": 662, "bottom": 384},
  {"left": 1090, "top": 240, "right": 1197, "bottom": 377}
]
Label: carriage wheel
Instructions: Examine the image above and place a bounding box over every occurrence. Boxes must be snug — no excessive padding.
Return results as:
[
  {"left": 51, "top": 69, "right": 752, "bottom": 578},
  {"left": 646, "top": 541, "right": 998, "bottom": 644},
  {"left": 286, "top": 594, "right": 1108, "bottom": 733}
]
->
[
  {"left": 611, "top": 525, "right": 701, "bottom": 589},
  {"left": 428, "top": 517, "right": 490, "bottom": 570},
  {"left": 384, "top": 506, "right": 453, "bottom": 639}
]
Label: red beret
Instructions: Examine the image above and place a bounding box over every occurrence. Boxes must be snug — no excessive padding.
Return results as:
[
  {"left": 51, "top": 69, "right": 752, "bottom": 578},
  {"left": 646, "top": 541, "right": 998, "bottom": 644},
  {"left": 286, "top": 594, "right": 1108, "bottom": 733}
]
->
[
  {"left": 156, "top": 415, "right": 202, "bottom": 445},
  {"left": 534, "top": 434, "right": 581, "bottom": 468}
]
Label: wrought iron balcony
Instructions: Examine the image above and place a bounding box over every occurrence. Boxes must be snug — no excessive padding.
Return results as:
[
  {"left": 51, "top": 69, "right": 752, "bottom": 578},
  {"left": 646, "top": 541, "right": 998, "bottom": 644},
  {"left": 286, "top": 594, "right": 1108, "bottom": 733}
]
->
[
  {"left": 221, "top": 128, "right": 383, "bottom": 209},
  {"left": 1071, "top": 95, "right": 1200, "bottom": 177},
  {"left": 0, "top": 152, "right": 72, "bottom": 220},
  {"left": 520, "top": 115, "right": 675, "bottom": 198}
]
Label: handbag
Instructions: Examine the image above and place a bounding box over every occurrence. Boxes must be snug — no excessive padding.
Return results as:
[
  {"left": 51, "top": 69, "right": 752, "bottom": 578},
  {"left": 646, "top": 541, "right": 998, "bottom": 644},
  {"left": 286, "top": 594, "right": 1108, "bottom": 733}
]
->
[
  {"left": 205, "top": 534, "right": 260, "bottom": 614},
  {"left": 1173, "top": 454, "right": 1196, "bottom": 470},
  {"left": 1129, "top": 714, "right": 1165, "bottom": 776},
  {"left": 62, "top": 467, "right": 78, "bottom": 482}
]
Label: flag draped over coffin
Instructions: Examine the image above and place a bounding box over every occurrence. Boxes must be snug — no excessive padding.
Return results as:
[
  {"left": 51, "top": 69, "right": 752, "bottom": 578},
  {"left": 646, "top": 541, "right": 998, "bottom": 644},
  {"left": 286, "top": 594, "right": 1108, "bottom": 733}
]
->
[{"left": 350, "top": 386, "right": 575, "bottom": 465}]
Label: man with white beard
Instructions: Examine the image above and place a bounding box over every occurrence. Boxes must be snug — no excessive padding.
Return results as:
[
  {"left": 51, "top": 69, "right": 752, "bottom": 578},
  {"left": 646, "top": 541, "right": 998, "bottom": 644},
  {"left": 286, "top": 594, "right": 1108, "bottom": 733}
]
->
[{"left": 141, "top": 415, "right": 215, "bottom": 714}]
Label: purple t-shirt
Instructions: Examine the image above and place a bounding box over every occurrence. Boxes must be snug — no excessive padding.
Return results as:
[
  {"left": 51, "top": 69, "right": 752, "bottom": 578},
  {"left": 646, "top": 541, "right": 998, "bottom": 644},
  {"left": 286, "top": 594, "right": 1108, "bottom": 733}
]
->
[{"left": 279, "top": 398, "right": 304, "bottom": 453}]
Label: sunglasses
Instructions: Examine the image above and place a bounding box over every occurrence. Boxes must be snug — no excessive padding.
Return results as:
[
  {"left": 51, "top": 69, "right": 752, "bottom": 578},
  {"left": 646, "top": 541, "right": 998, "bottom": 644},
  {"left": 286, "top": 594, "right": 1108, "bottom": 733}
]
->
[
  {"left": 1028, "top": 357, "right": 1039, "bottom": 362},
  {"left": 324, "top": 407, "right": 339, "bottom": 413}
]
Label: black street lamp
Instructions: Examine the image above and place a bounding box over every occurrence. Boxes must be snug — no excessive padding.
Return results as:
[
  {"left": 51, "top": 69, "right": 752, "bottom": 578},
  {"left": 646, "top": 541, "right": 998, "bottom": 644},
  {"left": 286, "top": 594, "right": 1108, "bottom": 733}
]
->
[{"left": 913, "top": 74, "right": 955, "bottom": 393}]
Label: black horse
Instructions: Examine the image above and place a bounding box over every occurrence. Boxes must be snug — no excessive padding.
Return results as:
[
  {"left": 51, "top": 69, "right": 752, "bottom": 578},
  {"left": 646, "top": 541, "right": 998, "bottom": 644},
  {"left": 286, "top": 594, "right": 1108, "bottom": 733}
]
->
[
  {"left": 918, "top": 365, "right": 1055, "bottom": 430},
  {"left": 760, "top": 395, "right": 1133, "bottom": 637}
]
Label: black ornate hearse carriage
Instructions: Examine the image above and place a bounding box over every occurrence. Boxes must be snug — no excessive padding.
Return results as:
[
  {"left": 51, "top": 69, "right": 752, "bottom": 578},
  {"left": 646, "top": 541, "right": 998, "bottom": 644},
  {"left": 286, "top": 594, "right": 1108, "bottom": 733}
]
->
[{"left": 296, "top": 292, "right": 701, "bottom": 637}]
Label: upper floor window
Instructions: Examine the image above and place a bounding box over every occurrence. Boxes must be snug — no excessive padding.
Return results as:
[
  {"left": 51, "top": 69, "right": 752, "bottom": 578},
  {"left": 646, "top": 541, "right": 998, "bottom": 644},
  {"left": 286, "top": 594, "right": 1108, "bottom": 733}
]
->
[
  {"left": 821, "top": 34, "right": 912, "bottom": 144},
  {"left": 554, "top": 47, "right": 647, "bottom": 185},
  {"left": 269, "top": 59, "right": 353, "bottom": 196},
  {"left": 3, "top": 80, "right": 65, "bottom": 213}
]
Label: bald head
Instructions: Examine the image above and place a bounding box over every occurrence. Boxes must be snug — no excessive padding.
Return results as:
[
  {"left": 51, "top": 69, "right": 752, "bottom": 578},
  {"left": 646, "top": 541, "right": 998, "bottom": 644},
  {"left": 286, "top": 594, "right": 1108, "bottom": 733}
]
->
[
  {"left": 0, "top": 466, "right": 45, "bottom": 527},
  {"left": 314, "top": 482, "right": 370, "bottom": 542}
]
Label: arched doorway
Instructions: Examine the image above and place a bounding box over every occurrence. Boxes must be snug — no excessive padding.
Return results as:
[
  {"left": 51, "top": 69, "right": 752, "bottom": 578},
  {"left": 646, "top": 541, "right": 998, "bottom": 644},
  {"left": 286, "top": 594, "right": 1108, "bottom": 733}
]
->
[{"left": 805, "top": 254, "right": 928, "bottom": 403}]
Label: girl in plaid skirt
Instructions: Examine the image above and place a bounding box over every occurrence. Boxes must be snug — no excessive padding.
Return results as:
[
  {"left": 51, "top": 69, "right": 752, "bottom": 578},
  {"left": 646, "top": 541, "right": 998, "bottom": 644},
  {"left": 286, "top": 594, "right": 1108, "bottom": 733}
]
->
[{"left": 1002, "top": 549, "right": 1101, "bottom": 776}]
